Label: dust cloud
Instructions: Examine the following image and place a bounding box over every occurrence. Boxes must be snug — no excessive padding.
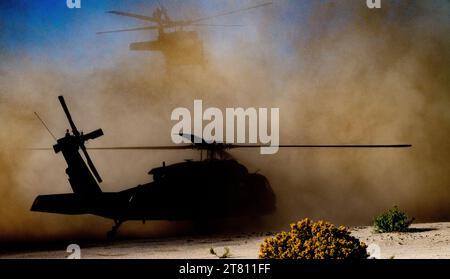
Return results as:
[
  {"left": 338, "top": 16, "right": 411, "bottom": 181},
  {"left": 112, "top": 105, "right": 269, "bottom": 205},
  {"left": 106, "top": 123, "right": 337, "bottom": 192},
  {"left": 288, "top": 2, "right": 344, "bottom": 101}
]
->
[{"left": 0, "top": 0, "right": 449, "bottom": 244}]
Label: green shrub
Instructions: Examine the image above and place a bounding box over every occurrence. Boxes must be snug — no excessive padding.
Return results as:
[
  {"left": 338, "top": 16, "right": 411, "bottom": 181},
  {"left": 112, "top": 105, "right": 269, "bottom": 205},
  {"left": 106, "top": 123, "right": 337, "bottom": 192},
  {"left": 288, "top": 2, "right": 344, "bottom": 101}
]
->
[
  {"left": 259, "top": 218, "right": 368, "bottom": 259},
  {"left": 373, "top": 206, "right": 413, "bottom": 233}
]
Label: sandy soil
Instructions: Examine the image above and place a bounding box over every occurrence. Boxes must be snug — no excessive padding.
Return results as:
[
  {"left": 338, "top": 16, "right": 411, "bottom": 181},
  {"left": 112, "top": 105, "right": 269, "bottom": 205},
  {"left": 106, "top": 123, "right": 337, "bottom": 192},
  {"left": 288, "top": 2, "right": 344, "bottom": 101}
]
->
[
  {"left": 352, "top": 222, "right": 450, "bottom": 259},
  {"left": 1, "top": 222, "right": 449, "bottom": 259}
]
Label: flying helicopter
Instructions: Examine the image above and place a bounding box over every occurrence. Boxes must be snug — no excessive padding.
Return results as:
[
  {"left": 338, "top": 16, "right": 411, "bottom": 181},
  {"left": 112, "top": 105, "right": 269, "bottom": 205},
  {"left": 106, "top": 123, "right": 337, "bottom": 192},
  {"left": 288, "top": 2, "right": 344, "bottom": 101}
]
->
[
  {"left": 31, "top": 96, "right": 411, "bottom": 238},
  {"left": 96, "top": 1, "right": 273, "bottom": 69}
]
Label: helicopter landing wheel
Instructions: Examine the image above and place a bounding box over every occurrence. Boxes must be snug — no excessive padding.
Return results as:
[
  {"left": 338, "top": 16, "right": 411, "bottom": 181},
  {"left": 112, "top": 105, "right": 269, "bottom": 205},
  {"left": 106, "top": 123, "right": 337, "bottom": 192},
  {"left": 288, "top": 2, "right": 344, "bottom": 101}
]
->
[{"left": 107, "top": 220, "right": 122, "bottom": 240}]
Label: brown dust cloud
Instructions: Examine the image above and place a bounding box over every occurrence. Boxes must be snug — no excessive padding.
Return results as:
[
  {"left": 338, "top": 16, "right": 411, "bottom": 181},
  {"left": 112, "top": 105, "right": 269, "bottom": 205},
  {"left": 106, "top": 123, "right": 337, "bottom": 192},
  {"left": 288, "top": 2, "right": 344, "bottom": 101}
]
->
[{"left": 0, "top": 0, "right": 449, "bottom": 244}]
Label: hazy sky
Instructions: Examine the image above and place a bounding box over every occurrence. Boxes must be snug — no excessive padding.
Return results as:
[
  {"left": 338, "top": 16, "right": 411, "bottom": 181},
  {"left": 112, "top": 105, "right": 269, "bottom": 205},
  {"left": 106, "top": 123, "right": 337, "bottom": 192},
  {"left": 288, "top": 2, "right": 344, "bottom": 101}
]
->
[{"left": 0, "top": 0, "right": 314, "bottom": 70}]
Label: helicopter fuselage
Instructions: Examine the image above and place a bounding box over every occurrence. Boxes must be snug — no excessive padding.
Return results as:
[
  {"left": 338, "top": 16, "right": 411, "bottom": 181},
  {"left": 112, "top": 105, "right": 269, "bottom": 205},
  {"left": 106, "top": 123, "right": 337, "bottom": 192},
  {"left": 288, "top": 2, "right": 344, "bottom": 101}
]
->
[
  {"left": 129, "top": 31, "right": 204, "bottom": 66},
  {"left": 31, "top": 159, "right": 276, "bottom": 221}
]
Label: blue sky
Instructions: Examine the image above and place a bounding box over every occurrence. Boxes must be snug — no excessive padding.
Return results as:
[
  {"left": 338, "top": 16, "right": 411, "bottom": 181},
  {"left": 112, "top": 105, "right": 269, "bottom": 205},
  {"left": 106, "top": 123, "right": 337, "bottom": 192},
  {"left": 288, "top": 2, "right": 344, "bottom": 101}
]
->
[{"left": 0, "top": 0, "right": 313, "bottom": 70}]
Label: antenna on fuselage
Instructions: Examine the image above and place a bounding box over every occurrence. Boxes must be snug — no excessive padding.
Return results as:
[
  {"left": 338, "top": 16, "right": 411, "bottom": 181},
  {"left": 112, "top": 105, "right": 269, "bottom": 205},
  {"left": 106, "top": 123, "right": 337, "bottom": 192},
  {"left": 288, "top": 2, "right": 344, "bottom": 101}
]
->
[{"left": 34, "top": 112, "right": 57, "bottom": 141}]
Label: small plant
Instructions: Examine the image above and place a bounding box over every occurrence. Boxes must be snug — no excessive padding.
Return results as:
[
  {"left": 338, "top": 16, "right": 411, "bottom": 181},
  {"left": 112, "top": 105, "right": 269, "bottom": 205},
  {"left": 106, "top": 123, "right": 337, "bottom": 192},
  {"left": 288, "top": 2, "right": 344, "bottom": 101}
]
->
[
  {"left": 373, "top": 206, "right": 414, "bottom": 233},
  {"left": 259, "top": 218, "right": 369, "bottom": 259},
  {"left": 210, "top": 247, "right": 231, "bottom": 258}
]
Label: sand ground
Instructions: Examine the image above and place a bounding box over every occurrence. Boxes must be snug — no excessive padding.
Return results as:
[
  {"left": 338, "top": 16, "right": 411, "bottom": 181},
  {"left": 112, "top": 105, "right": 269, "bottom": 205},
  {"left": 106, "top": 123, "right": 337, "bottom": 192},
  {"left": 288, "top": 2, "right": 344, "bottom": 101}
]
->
[{"left": 1, "top": 222, "right": 449, "bottom": 259}]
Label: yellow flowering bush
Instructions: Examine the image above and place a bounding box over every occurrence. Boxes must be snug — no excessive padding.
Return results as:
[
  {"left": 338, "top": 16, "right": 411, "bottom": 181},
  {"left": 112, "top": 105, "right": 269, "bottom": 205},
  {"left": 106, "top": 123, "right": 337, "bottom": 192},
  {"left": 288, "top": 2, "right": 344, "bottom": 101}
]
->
[{"left": 259, "top": 218, "right": 369, "bottom": 259}]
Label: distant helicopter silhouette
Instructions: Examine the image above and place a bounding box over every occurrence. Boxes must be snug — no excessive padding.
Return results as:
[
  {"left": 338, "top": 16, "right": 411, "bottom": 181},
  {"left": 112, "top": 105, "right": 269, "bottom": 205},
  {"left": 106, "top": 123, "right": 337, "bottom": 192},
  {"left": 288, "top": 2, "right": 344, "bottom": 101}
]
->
[
  {"left": 96, "top": 1, "right": 272, "bottom": 69},
  {"left": 31, "top": 96, "right": 411, "bottom": 238}
]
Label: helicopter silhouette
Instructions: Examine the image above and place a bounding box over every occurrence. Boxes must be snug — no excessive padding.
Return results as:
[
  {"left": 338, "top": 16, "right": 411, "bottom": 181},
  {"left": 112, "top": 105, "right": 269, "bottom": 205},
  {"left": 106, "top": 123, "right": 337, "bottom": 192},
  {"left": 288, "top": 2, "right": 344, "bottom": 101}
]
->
[
  {"left": 31, "top": 96, "right": 411, "bottom": 238},
  {"left": 96, "top": 1, "right": 273, "bottom": 69}
]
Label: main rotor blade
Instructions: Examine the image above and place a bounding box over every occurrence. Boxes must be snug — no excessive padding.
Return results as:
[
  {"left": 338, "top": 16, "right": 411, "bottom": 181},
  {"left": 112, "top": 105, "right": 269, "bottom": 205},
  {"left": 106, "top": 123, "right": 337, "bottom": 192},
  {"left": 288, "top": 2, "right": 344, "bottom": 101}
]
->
[
  {"left": 58, "top": 96, "right": 79, "bottom": 136},
  {"left": 228, "top": 144, "right": 412, "bottom": 149},
  {"left": 34, "top": 144, "right": 412, "bottom": 151},
  {"left": 107, "top": 11, "right": 159, "bottom": 22},
  {"left": 80, "top": 144, "right": 102, "bottom": 183},
  {"left": 97, "top": 25, "right": 159, "bottom": 34},
  {"left": 187, "top": 2, "right": 272, "bottom": 24},
  {"left": 189, "top": 23, "right": 244, "bottom": 27},
  {"left": 87, "top": 145, "right": 193, "bottom": 150}
]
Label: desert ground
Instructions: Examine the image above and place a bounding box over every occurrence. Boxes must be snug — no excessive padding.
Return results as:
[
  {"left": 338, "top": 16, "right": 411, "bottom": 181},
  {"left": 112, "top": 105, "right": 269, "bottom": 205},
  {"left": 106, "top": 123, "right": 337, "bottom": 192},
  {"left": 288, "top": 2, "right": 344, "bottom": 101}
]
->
[{"left": 1, "top": 222, "right": 449, "bottom": 259}]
